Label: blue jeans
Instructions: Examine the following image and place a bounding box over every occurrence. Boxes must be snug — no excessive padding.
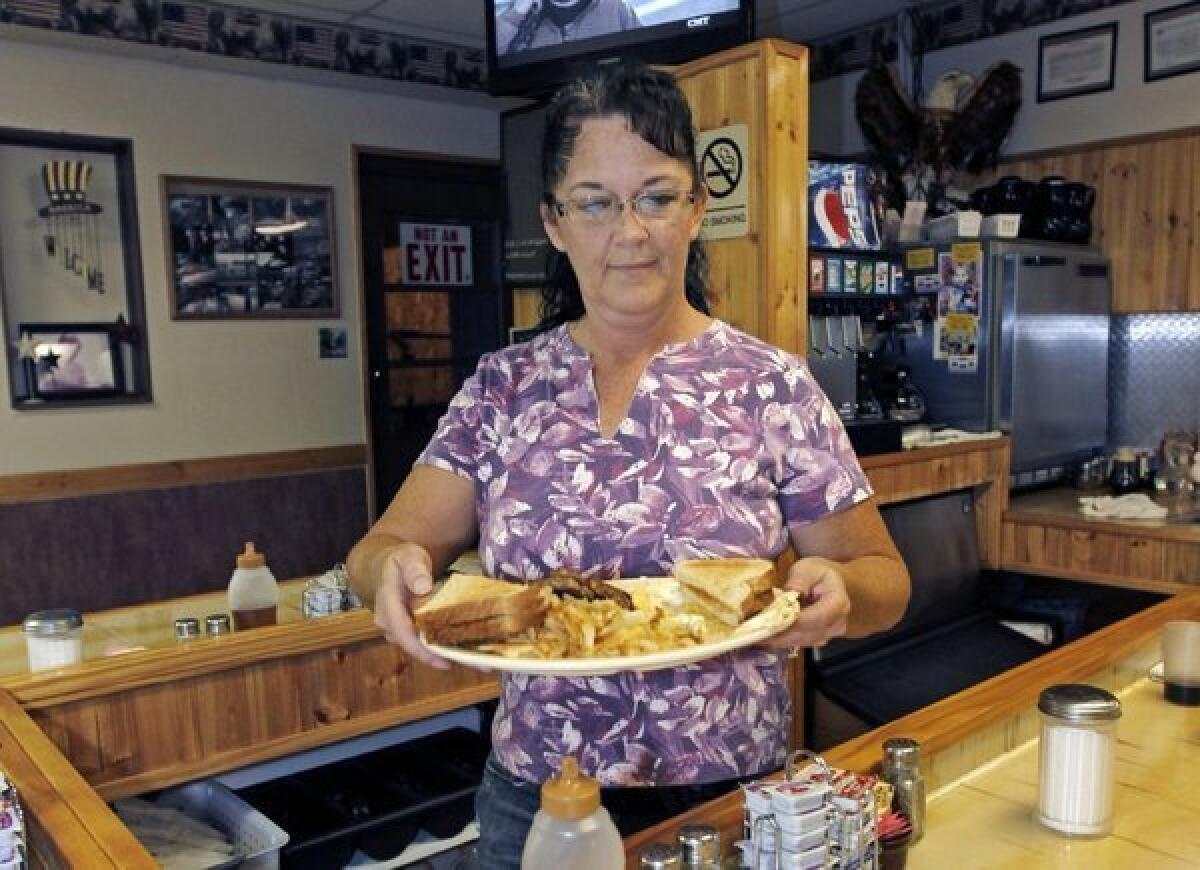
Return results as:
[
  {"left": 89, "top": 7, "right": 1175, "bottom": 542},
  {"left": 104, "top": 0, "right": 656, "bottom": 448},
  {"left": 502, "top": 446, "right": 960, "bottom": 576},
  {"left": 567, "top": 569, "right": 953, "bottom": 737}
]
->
[
  {"left": 475, "top": 757, "right": 540, "bottom": 870},
  {"left": 474, "top": 754, "right": 758, "bottom": 870}
]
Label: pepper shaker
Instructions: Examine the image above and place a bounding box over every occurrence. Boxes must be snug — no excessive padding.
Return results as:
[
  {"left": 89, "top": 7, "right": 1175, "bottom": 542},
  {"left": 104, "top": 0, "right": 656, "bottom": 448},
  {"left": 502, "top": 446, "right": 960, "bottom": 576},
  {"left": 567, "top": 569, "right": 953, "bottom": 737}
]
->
[
  {"left": 677, "top": 823, "right": 720, "bottom": 868},
  {"left": 638, "top": 842, "right": 683, "bottom": 869},
  {"left": 881, "top": 737, "right": 926, "bottom": 843}
]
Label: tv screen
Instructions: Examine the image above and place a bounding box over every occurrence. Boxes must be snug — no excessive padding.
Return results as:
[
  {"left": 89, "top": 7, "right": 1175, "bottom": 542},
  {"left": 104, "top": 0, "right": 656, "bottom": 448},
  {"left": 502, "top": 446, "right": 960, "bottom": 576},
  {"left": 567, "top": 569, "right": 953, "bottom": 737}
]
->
[{"left": 486, "top": 0, "right": 753, "bottom": 96}]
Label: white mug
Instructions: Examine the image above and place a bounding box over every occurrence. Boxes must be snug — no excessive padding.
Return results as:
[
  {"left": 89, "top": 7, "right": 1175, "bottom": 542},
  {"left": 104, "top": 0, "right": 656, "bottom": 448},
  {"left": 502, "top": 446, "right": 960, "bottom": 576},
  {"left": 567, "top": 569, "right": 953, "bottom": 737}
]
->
[{"left": 1162, "top": 621, "right": 1200, "bottom": 706}]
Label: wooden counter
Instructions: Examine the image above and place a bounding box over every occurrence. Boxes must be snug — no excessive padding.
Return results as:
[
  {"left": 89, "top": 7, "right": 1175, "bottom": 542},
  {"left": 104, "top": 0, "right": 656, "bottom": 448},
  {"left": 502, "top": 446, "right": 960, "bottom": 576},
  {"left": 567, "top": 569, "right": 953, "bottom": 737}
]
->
[
  {"left": 0, "top": 440, "right": 1010, "bottom": 867},
  {"left": 622, "top": 589, "right": 1200, "bottom": 867},
  {"left": 0, "top": 581, "right": 498, "bottom": 868},
  {"left": 1003, "top": 487, "right": 1200, "bottom": 593}
]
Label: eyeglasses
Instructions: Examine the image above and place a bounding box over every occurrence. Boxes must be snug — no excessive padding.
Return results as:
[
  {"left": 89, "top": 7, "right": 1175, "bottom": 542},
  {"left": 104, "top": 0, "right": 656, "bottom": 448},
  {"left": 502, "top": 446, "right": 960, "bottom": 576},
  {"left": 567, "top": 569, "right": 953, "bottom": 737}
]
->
[{"left": 552, "top": 189, "right": 696, "bottom": 226}]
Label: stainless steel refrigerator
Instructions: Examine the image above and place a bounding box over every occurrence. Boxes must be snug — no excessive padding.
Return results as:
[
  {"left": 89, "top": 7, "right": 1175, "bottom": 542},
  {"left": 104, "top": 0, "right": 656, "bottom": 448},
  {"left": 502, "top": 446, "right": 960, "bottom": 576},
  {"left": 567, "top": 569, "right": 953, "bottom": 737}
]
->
[{"left": 902, "top": 240, "right": 1111, "bottom": 485}]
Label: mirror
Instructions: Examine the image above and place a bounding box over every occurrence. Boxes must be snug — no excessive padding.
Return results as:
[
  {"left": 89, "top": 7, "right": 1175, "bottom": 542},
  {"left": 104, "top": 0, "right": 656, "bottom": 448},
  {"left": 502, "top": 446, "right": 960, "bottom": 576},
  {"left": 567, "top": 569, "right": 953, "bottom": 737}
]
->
[{"left": 0, "top": 127, "right": 150, "bottom": 408}]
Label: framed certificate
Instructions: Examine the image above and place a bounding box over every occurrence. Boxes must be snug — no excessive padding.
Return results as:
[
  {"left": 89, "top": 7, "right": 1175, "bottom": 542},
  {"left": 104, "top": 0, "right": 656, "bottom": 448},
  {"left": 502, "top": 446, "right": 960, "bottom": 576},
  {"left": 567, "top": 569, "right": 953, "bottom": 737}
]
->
[
  {"left": 1145, "top": 1, "right": 1200, "bottom": 82},
  {"left": 1037, "top": 22, "right": 1118, "bottom": 102}
]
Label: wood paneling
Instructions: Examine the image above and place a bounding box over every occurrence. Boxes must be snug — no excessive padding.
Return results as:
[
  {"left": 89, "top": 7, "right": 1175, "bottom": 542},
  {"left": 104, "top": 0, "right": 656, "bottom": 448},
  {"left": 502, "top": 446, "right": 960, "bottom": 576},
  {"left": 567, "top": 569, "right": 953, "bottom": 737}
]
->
[
  {"left": 674, "top": 40, "right": 810, "bottom": 353},
  {"left": 0, "top": 445, "right": 367, "bottom": 504},
  {"left": 988, "top": 128, "right": 1199, "bottom": 312}
]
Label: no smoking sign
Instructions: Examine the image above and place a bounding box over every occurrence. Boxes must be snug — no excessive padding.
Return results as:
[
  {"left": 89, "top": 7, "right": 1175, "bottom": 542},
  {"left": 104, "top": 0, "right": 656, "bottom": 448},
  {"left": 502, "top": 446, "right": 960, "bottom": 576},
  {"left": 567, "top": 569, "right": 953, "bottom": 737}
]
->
[{"left": 696, "top": 124, "right": 749, "bottom": 240}]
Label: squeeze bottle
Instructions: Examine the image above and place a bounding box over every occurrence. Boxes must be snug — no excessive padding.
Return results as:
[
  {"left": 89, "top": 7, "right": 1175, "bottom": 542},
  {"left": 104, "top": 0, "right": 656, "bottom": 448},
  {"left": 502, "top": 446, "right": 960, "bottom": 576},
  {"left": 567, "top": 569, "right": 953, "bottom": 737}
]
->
[
  {"left": 520, "top": 757, "right": 623, "bottom": 870},
  {"left": 228, "top": 542, "right": 279, "bottom": 631}
]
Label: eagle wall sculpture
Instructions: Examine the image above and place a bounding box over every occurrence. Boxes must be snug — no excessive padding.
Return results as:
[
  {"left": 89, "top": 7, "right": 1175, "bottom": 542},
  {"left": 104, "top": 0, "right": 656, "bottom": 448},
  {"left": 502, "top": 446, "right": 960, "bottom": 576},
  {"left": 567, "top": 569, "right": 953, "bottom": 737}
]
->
[{"left": 855, "top": 59, "right": 1022, "bottom": 217}]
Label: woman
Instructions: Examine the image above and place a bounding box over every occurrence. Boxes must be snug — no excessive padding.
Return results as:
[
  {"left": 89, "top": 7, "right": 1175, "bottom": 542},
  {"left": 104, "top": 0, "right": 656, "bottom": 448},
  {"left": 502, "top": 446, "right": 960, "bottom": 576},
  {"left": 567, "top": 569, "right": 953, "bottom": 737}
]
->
[{"left": 348, "top": 63, "right": 910, "bottom": 867}]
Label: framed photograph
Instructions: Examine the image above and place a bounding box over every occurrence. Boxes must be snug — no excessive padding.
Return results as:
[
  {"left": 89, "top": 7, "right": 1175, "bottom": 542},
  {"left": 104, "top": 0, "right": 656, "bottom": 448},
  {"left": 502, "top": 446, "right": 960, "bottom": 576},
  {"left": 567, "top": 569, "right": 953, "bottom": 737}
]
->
[
  {"left": 1145, "top": 1, "right": 1200, "bottom": 82},
  {"left": 162, "top": 177, "right": 337, "bottom": 319},
  {"left": 18, "top": 322, "right": 124, "bottom": 400},
  {"left": 1037, "top": 22, "right": 1118, "bottom": 102}
]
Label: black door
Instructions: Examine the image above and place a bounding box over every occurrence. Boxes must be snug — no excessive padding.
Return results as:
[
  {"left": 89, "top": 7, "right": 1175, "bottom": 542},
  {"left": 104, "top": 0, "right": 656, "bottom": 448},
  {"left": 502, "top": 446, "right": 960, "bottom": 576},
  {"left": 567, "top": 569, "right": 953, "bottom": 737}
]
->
[{"left": 358, "top": 153, "right": 508, "bottom": 514}]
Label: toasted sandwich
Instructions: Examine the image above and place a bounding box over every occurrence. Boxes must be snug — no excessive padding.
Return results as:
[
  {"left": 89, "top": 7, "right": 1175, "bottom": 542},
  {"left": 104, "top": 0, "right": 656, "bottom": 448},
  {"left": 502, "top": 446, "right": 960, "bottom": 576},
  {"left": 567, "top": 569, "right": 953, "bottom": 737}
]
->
[
  {"left": 414, "top": 574, "right": 552, "bottom": 645},
  {"left": 673, "top": 557, "right": 778, "bottom": 627}
]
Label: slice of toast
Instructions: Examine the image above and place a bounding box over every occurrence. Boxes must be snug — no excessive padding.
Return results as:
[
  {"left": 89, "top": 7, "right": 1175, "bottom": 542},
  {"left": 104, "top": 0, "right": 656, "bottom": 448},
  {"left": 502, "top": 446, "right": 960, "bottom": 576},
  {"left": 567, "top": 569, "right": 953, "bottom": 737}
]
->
[
  {"left": 421, "top": 606, "right": 548, "bottom": 645},
  {"left": 414, "top": 574, "right": 547, "bottom": 630},
  {"left": 673, "top": 557, "right": 777, "bottom": 627},
  {"left": 414, "top": 574, "right": 550, "bottom": 644}
]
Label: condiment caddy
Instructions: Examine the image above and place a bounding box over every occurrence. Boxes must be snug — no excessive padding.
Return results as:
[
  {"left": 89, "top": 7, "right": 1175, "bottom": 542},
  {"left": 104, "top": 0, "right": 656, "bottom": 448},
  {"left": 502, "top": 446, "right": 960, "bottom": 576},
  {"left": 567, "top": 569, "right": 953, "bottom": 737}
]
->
[{"left": 735, "top": 750, "right": 903, "bottom": 870}]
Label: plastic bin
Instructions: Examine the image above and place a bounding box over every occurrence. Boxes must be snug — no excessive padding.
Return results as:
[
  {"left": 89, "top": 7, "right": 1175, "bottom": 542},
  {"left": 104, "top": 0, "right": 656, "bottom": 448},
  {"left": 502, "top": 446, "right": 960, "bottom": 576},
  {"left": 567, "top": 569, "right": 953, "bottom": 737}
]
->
[{"left": 156, "top": 780, "right": 289, "bottom": 869}]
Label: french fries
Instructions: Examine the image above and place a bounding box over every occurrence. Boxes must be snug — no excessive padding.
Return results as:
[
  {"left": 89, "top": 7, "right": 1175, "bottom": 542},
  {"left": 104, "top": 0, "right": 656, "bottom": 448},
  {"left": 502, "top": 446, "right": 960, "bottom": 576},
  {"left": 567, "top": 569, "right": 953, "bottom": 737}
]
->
[{"left": 474, "top": 589, "right": 734, "bottom": 659}]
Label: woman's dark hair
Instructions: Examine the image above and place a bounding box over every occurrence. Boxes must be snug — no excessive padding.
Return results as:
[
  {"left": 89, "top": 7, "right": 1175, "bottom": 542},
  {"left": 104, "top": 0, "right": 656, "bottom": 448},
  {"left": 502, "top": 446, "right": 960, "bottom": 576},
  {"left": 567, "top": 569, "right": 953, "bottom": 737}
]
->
[{"left": 538, "top": 62, "right": 710, "bottom": 329}]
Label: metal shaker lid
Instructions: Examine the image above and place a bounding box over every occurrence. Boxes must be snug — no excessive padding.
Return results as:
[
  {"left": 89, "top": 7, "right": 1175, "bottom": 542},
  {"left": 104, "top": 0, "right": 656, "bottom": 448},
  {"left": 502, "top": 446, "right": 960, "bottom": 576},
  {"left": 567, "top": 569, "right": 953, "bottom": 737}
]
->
[
  {"left": 23, "top": 608, "right": 83, "bottom": 637},
  {"left": 677, "top": 823, "right": 719, "bottom": 865},
  {"left": 1038, "top": 684, "right": 1121, "bottom": 722},
  {"left": 882, "top": 736, "right": 922, "bottom": 766},
  {"left": 206, "top": 613, "right": 231, "bottom": 635},
  {"left": 174, "top": 617, "right": 201, "bottom": 640},
  {"left": 639, "top": 843, "right": 683, "bottom": 869}
]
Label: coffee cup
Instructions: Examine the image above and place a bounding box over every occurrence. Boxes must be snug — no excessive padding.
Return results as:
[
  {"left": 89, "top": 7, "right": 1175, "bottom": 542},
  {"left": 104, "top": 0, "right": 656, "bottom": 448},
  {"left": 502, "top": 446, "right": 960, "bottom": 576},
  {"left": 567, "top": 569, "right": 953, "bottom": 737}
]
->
[{"left": 1161, "top": 621, "right": 1200, "bottom": 705}]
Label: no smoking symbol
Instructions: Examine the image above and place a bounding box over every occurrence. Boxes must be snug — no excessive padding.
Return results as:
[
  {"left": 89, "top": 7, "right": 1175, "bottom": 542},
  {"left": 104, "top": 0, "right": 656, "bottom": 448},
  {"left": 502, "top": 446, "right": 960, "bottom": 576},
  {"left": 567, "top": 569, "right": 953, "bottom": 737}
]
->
[{"left": 702, "top": 137, "right": 742, "bottom": 199}]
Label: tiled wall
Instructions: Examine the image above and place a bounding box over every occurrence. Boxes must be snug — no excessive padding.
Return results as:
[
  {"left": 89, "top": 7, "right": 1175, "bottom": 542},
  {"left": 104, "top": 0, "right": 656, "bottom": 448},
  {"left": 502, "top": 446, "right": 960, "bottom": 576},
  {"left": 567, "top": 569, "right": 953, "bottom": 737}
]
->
[{"left": 1109, "top": 313, "right": 1200, "bottom": 450}]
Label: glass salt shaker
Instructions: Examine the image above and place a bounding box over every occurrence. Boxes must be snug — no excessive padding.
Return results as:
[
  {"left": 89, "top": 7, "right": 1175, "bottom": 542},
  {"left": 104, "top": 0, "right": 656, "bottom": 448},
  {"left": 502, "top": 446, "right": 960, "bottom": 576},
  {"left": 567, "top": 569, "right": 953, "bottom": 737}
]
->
[
  {"left": 22, "top": 608, "right": 83, "bottom": 671},
  {"left": 1036, "top": 684, "right": 1121, "bottom": 837}
]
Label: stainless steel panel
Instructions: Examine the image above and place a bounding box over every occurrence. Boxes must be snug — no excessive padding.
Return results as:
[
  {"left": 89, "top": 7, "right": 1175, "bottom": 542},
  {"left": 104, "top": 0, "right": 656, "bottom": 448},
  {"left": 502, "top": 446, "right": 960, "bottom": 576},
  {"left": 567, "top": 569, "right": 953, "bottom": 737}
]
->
[
  {"left": 1002, "top": 245, "right": 1110, "bottom": 473},
  {"left": 807, "top": 315, "right": 857, "bottom": 418},
  {"left": 1109, "top": 314, "right": 1200, "bottom": 449}
]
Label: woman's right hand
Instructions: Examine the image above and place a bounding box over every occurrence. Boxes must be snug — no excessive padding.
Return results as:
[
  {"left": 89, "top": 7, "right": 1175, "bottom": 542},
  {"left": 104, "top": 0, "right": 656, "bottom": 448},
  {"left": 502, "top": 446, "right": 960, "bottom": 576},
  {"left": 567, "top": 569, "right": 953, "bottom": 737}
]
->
[{"left": 372, "top": 542, "right": 451, "bottom": 670}]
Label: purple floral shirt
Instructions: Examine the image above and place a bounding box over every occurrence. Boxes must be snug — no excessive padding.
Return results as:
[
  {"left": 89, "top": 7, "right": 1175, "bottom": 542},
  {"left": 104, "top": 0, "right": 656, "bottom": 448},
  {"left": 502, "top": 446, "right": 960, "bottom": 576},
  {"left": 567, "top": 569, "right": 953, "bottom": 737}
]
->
[{"left": 418, "top": 320, "right": 871, "bottom": 786}]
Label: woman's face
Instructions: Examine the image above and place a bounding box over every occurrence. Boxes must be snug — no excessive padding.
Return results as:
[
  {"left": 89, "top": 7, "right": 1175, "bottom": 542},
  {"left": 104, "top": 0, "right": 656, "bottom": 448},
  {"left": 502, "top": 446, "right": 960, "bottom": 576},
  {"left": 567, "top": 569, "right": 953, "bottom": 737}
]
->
[{"left": 541, "top": 116, "right": 706, "bottom": 324}]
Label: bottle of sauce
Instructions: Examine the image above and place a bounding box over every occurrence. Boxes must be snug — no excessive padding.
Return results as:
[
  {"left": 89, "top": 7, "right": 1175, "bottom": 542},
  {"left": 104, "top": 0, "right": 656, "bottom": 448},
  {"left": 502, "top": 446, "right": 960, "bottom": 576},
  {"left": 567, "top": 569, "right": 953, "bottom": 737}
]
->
[
  {"left": 521, "top": 757, "right": 623, "bottom": 870},
  {"left": 228, "top": 542, "right": 278, "bottom": 631}
]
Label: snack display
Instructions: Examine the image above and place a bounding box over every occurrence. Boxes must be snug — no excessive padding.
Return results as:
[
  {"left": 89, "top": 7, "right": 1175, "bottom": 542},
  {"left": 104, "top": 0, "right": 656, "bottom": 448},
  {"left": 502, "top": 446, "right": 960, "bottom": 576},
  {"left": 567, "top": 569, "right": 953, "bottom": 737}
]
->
[{"left": 418, "top": 559, "right": 800, "bottom": 676}]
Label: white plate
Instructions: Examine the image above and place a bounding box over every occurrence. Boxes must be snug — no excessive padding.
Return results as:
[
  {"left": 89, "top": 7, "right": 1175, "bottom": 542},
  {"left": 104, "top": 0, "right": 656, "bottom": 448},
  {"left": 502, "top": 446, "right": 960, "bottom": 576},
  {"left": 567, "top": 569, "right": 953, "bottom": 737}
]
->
[{"left": 423, "top": 579, "right": 799, "bottom": 677}]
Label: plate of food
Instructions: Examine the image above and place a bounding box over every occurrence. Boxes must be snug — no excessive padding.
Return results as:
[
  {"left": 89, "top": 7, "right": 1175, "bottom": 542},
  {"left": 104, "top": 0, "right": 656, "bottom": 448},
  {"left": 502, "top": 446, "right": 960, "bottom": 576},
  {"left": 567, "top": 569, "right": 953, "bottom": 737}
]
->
[{"left": 415, "top": 558, "right": 800, "bottom": 676}]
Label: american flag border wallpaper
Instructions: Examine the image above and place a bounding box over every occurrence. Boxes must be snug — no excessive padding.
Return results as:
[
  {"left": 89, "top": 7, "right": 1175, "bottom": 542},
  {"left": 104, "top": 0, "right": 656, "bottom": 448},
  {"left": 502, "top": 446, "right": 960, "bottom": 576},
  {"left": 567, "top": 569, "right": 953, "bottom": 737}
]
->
[
  {"left": 0, "top": 0, "right": 486, "bottom": 91},
  {"left": 809, "top": 0, "right": 1144, "bottom": 82}
]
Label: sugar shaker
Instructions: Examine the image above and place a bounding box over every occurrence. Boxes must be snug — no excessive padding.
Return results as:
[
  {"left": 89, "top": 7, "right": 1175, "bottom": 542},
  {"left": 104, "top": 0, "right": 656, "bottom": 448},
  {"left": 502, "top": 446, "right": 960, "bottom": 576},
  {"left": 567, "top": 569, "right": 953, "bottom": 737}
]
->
[{"left": 881, "top": 737, "right": 926, "bottom": 843}]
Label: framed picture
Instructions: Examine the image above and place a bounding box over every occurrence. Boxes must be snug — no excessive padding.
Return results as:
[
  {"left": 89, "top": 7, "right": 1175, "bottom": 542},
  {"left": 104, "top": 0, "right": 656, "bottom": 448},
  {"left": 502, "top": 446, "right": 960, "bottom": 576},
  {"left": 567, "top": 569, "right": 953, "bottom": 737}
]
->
[
  {"left": 1037, "top": 22, "right": 1118, "bottom": 102},
  {"left": 1, "top": 129, "right": 151, "bottom": 409},
  {"left": 18, "top": 322, "right": 124, "bottom": 400},
  {"left": 1145, "top": 1, "right": 1200, "bottom": 82},
  {"left": 162, "top": 177, "right": 337, "bottom": 319}
]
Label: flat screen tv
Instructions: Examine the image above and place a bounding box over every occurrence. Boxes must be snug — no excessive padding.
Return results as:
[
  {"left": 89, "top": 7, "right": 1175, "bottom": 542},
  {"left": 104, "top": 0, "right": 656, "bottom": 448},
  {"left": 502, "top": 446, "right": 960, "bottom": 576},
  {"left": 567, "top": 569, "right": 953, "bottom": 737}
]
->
[{"left": 486, "top": 0, "right": 754, "bottom": 97}]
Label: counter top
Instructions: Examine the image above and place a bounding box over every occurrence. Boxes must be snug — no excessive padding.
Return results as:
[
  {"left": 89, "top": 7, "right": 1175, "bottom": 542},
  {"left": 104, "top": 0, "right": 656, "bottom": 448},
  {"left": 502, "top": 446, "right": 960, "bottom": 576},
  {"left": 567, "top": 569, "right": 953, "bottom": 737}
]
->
[
  {"left": 0, "top": 578, "right": 314, "bottom": 681},
  {"left": 622, "top": 590, "right": 1200, "bottom": 866},
  {"left": 1008, "top": 487, "right": 1200, "bottom": 542},
  {"left": 920, "top": 676, "right": 1200, "bottom": 867}
]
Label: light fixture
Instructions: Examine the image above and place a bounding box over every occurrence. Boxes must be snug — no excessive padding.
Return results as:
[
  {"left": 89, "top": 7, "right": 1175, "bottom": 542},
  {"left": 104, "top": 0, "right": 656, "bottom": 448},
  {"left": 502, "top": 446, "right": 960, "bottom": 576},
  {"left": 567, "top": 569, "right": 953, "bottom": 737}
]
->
[{"left": 254, "top": 198, "right": 307, "bottom": 235}]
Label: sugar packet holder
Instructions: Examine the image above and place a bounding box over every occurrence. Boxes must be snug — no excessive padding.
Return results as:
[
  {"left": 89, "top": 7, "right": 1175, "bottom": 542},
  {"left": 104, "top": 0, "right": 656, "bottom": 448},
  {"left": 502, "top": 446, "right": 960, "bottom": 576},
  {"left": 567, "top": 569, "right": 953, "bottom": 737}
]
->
[
  {"left": 0, "top": 771, "right": 26, "bottom": 869},
  {"left": 740, "top": 750, "right": 881, "bottom": 870}
]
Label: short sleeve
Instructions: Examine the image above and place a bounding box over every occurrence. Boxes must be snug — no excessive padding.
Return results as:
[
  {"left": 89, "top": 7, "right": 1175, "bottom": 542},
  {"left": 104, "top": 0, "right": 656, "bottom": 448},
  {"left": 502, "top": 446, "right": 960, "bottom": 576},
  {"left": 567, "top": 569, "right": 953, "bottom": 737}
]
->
[
  {"left": 416, "top": 354, "right": 501, "bottom": 482},
  {"left": 762, "top": 361, "right": 873, "bottom": 527}
]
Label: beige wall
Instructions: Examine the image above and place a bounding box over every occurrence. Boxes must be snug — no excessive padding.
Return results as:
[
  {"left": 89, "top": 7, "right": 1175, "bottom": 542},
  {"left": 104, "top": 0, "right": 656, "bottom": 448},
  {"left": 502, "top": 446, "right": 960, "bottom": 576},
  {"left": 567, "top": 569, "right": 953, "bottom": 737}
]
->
[
  {"left": 0, "top": 36, "right": 501, "bottom": 475},
  {"left": 809, "top": 0, "right": 1200, "bottom": 156}
]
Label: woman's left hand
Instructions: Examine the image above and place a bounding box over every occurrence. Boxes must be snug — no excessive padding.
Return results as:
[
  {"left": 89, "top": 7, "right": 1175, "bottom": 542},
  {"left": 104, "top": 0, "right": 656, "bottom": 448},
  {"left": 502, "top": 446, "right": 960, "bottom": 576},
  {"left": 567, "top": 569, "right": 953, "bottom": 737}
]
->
[{"left": 762, "top": 557, "right": 851, "bottom": 651}]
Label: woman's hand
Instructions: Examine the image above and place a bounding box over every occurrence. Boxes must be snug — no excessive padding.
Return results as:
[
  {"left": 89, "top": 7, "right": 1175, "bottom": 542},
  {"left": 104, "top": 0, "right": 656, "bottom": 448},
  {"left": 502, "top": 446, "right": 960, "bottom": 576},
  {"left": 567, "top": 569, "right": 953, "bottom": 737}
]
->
[
  {"left": 762, "top": 557, "right": 851, "bottom": 651},
  {"left": 371, "top": 541, "right": 452, "bottom": 670}
]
